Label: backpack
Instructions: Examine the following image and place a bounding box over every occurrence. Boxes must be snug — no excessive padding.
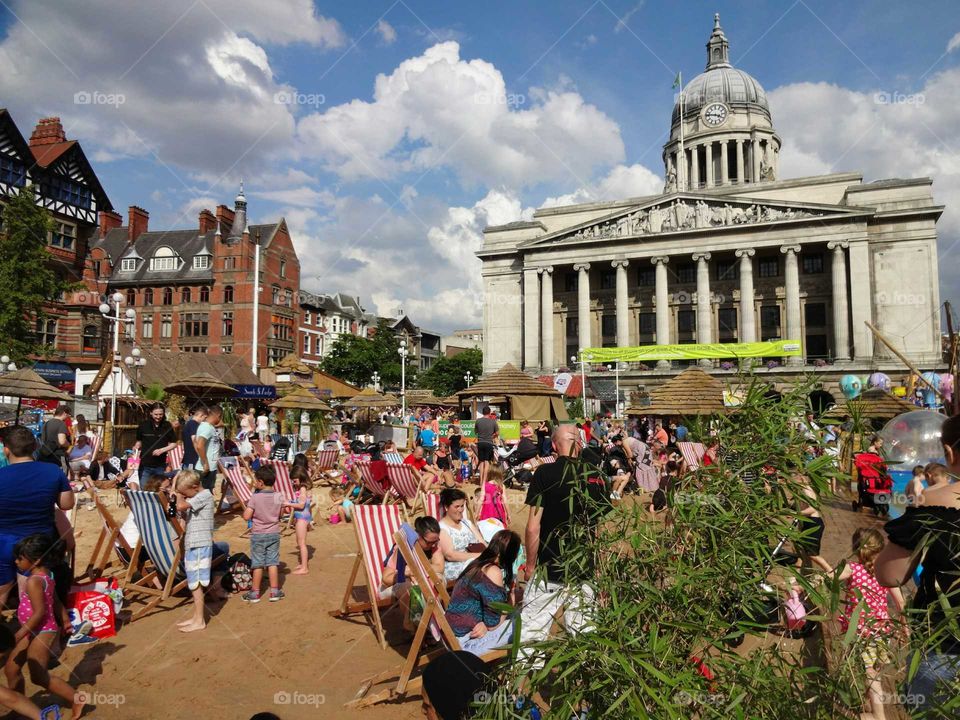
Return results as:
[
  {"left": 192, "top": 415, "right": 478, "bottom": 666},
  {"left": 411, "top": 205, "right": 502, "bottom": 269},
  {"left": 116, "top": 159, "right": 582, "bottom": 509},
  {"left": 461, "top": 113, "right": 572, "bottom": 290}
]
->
[{"left": 221, "top": 553, "right": 253, "bottom": 593}]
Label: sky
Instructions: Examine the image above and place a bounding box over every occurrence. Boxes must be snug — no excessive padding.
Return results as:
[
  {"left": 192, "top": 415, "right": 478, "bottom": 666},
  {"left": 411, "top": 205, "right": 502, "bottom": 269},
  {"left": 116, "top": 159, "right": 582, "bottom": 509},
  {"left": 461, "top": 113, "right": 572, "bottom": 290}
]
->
[{"left": 2, "top": 0, "right": 959, "bottom": 334}]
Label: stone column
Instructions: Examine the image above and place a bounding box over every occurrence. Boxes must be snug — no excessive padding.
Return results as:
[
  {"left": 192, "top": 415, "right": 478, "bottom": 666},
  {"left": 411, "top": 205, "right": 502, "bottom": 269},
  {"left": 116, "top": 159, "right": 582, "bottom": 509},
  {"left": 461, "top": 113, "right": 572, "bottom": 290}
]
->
[
  {"left": 522, "top": 268, "right": 540, "bottom": 370},
  {"left": 828, "top": 241, "right": 851, "bottom": 361},
  {"left": 539, "top": 266, "right": 555, "bottom": 369},
  {"left": 652, "top": 256, "right": 670, "bottom": 368},
  {"left": 781, "top": 245, "right": 802, "bottom": 366},
  {"left": 574, "top": 263, "right": 592, "bottom": 350},
  {"left": 704, "top": 143, "right": 714, "bottom": 188},
  {"left": 612, "top": 260, "right": 630, "bottom": 348},
  {"left": 847, "top": 240, "right": 873, "bottom": 360},
  {"left": 736, "top": 249, "right": 756, "bottom": 342},
  {"left": 735, "top": 139, "right": 744, "bottom": 183},
  {"left": 720, "top": 140, "right": 729, "bottom": 185},
  {"left": 752, "top": 138, "right": 762, "bottom": 181},
  {"left": 693, "top": 252, "right": 712, "bottom": 344},
  {"left": 690, "top": 145, "right": 700, "bottom": 188}
]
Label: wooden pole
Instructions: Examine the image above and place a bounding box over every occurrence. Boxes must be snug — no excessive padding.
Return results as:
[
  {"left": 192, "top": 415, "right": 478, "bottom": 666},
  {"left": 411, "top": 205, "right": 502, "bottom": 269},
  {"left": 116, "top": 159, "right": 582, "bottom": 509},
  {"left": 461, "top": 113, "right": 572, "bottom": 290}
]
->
[
  {"left": 945, "top": 302, "right": 959, "bottom": 416},
  {"left": 864, "top": 321, "right": 945, "bottom": 400}
]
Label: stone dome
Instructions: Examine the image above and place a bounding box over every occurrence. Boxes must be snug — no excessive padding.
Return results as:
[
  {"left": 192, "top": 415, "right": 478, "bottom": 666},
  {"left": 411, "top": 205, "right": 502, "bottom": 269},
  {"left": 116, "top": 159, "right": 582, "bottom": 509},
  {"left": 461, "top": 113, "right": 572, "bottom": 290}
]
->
[{"left": 671, "top": 66, "right": 769, "bottom": 124}]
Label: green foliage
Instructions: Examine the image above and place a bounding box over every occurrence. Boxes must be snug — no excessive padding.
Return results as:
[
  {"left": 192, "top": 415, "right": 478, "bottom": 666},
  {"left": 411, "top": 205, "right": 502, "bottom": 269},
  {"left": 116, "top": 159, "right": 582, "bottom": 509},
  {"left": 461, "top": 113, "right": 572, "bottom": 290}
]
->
[
  {"left": 141, "top": 382, "right": 166, "bottom": 402},
  {"left": 565, "top": 397, "right": 584, "bottom": 421},
  {"left": 321, "top": 319, "right": 414, "bottom": 388},
  {"left": 480, "top": 376, "right": 900, "bottom": 719},
  {"left": 416, "top": 347, "right": 482, "bottom": 396},
  {"left": 0, "top": 186, "right": 76, "bottom": 362}
]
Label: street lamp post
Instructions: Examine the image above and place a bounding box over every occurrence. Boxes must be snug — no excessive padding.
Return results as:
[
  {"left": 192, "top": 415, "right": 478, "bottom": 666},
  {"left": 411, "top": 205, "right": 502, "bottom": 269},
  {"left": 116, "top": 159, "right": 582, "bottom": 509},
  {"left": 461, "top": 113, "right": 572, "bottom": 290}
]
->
[
  {"left": 99, "top": 292, "right": 137, "bottom": 436},
  {"left": 463, "top": 371, "right": 474, "bottom": 388},
  {"left": 0, "top": 356, "right": 17, "bottom": 372},
  {"left": 398, "top": 340, "right": 409, "bottom": 420},
  {"left": 371, "top": 371, "right": 381, "bottom": 392},
  {"left": 571, "top": 350, "right": 593, "bottom": 417},
  {"left": 607, "top": 362, "right": 624, "bottom": 419}
]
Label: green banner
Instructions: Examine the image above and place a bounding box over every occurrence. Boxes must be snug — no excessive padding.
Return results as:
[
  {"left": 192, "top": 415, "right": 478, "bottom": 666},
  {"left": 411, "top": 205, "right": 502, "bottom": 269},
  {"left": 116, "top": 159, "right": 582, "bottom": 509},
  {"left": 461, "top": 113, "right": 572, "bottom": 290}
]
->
[
  {"left": 437, "top": 419, "right": 521, "bottom": 442},
  {"left": 580, "top": 339, "right": 802, "bottom": 362}
]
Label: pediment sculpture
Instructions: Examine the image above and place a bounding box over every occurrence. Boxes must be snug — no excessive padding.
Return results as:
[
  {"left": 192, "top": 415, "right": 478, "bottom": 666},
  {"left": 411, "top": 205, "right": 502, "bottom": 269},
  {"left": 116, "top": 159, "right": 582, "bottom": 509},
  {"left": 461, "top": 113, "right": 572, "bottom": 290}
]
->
[{"left": 565, "top": 199, "right": 825, "bottom": 241}]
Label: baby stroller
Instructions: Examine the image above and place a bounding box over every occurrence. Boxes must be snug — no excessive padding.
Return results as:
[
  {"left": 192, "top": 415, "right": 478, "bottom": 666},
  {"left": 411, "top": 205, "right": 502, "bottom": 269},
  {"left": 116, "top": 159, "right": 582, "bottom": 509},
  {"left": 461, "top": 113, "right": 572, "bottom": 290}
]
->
[{"left": 852, "top": 451, "right": 892, "bottom": 516}]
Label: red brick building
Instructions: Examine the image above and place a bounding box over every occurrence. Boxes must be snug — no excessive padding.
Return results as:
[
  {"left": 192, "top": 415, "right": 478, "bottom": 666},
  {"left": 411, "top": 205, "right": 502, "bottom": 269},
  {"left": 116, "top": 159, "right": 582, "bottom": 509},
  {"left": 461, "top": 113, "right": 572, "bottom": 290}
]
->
[
  {"left": 0, "top": 111, "right": 114, "bottom": 376},
  {"left": 89, "top": 187, "right": 300, "bottom": 370}
]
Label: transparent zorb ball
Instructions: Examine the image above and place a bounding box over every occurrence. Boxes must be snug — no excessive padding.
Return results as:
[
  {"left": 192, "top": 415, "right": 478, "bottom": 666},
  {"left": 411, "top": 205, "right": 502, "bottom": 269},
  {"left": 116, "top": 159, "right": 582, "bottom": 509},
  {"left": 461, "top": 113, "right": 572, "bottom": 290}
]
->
[{"left": 879, "top": 410, "right": 945, "bottom": 467}]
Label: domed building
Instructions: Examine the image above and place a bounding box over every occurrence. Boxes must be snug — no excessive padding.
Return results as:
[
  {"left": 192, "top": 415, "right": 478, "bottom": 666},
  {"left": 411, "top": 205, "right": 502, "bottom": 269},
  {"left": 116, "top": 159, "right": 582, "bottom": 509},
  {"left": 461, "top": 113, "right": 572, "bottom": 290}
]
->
[{"left": 478, "top": 15, "right": 944, "bottom": 405}]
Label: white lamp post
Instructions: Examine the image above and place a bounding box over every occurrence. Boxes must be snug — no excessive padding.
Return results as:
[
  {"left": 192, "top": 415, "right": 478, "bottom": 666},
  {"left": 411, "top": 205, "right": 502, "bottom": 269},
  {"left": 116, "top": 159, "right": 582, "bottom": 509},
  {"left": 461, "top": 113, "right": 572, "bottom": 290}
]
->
[
  {"left": 463, "top": 371, "right": 474, "bottom": 388},
  {"left": 571, "top": 350, "right": 593, "bottom": 417},
  {"left": 398, "top": 340, "right": 409, "bottom": 420},
  {"left": 100, "top": 292, "right": 137, "bottom": 433},
  {"left": 607, "top": 362, "right": 625, "bottom": 419},
  {"left": 0, "top": 355, "right": 16, "bottom": 372},
  {"left": 371, "top": 371, "right": 381, "bottom": 392}
]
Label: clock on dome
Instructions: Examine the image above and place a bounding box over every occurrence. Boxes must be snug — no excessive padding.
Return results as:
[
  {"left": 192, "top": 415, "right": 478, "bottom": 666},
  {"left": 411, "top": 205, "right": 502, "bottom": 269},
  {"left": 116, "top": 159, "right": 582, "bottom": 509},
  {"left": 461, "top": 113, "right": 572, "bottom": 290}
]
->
[{"left": 703, "top": 102, "right": 728, "bottom": 127}]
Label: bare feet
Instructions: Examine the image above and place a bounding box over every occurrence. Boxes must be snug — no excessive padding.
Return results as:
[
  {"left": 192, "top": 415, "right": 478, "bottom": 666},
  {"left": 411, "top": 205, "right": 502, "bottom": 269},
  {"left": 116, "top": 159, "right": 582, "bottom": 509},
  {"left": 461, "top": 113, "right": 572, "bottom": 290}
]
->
[
  {"left": 292, "top": 568, "right": 309, "bottom": 575},
  {"left": 176, "top": 618, "right": 194, "bottom": 627},
  {"left": 179, "top": 621, "right": 206, "bottom": 633},
  {"left": 72, "top": 697, "right": 87, "bottom": 718}
]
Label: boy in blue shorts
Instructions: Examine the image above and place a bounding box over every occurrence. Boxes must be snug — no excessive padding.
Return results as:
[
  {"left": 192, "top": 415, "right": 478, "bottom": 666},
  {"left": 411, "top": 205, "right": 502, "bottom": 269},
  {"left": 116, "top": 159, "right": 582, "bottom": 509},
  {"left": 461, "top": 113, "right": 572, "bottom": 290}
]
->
[{"left": 242, "top": 466, "right": 284, "bottom": 603}]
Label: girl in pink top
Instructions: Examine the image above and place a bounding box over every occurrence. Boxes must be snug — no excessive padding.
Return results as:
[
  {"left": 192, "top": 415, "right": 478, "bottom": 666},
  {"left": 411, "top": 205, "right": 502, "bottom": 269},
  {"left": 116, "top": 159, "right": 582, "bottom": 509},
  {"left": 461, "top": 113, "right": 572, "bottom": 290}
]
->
[
  {"left": 477, "top": 466, "right": 510, "bottom": 526},
  {"left": 837, "top": 528, "right": 906, "bottom": 720},
  {"left": 6, "top": 534, "right": 82, "bottom": 719}
]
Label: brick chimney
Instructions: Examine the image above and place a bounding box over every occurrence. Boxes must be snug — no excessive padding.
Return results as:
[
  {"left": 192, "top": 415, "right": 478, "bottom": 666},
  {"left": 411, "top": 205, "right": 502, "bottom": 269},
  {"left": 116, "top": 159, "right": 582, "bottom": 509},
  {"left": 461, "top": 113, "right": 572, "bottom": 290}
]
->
[
  {"left": 199, "top": 209, "right": 216, "bottom": 234},
  {"left": 215, "top": 204, "right": 235, "bottom": 230},
  {"left": 128, "top": 206, "right": 149, "bottom": 242},
  {"left": 29, "top": 117, "right": 67, "bottom": 147},
  {"left": 99, "top": 210, "right": 122, "bottom": 238}
]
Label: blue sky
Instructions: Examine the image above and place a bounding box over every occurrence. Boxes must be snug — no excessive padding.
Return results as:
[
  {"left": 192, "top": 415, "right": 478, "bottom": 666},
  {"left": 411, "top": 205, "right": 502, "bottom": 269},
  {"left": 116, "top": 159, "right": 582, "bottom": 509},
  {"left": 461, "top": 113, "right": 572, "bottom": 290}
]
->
[{"left": 2, "top": 0, "right": 959, "bottom": 332}]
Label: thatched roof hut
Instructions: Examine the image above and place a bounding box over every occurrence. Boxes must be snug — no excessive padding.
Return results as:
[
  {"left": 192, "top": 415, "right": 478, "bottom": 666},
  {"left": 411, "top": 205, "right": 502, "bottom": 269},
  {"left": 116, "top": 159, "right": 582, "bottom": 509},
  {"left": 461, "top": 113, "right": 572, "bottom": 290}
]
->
[
  {"left": 823, "top": 388, "right": 917, "bottom": 422},
  {"left": 406, "top": 389, "right": 457, "bottom": 407},
  {"left": 457, "top": 363, "right": 567, "bottom": 421},
  {"left": 626, "top": 367, "right": 725, "bottom": 416}
]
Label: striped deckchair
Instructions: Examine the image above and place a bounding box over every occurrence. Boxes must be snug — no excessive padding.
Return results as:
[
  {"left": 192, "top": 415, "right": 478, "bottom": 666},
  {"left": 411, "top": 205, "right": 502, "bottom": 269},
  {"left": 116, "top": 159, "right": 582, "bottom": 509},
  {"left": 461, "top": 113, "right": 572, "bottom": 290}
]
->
[
  {"left": 217, "top": 459, "right": 253, "bottom": 510},
  {"left": 314, "top": 448, "right": 339, "bottom": 472},
  {"left": 168, "top": 444, "right": 184, "bottom": 472},
  {"left": 539, "top": 454, "right": 557, "bottom": 464},
  {"left": 88, "top": 433, "right": 102, "bottom": 461},
  {"left": 263, "top": 459, "right": 298, "bottom": 529},
  {"left": 419, "top": 492, "right": 441, "bottom": 521},
  {"left": 635, "top": 463, "right": 660, "bottom": 492},
  {"left": 349, "top": 529, "right": 507, "bottom": 708},
  {"left": 356, "top": 461, "right": 388, "bottom": 504},
  {"left": 328, "top": 504, "right": 404, "bottom": 649},
  {"left": 121, "top": 489, "right": 188, "bottom": 621},
  {"left": 677, "top": 441, "right": 706, "bottom": 470},
  {"left": 385, "top": 462, "right": 420, "bottom": 511},
  {"left": 383, "top": 451, "right": 404, "bottom": 465},
  {"left": 78, "top": 480, "right": 136, "bottom": 581}
]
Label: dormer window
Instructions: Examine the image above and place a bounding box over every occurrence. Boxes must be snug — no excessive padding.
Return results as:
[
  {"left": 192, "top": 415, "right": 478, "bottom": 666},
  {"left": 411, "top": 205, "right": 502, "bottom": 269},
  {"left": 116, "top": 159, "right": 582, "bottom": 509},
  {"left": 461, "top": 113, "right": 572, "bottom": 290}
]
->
[
  {"left": 193, "top": 256, "right": 210, "bottom": 270},
  {"left": 121, "top": 258, "right": 137, "bottom": 272},
  {"left": 150, "top": 246, "right": 179, "bottom": 272}
]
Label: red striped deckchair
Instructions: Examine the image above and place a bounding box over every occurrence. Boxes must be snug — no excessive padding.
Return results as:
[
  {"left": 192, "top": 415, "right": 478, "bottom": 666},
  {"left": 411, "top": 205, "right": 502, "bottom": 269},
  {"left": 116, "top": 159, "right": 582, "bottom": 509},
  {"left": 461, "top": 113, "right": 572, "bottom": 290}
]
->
[
  {"left": 539, "top": 454, "right": 557, "bottom": 464},
  {"left": 167, "top": 444, "right": 184, "bottom": 472},
  {"left": 314, "top": 448, "right": 339, "bottom": 472},
  {"left": 263, "top": 459, "right": 296, "bottom": 502},
  {"left": 217, "top": 459, "right": 253, "bottom": 509},
  {"left": 635, "top": 463, "right": 660, "bottom": 492},
  {"left": 328, "top": 503, "right": 404, "bottom": 649},
  {"left": 385, "top": 462, "right": 420, "bottom": 511},
  {"left": 678, "top": 441, "right": 706, "bottom": 470},
  {"left": 419, "top": 491, "right": 442, "bottom": 521},
  {"left": 356, "top": 461, "right": 388, "bottom": 504}
]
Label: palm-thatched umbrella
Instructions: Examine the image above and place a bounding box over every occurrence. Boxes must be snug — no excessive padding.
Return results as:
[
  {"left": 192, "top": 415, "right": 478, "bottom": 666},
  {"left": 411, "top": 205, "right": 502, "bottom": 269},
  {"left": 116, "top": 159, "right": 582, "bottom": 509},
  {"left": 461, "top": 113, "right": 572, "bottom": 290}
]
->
[
  {"left": 164, "top": 372, "right": 237, "bottom": 401},
  {"left": 270, "top": 387, "right": 333, "bottom": 449},
  {"left": 456, "top": 363, "right": 566, "bottom": 421},
  {"left": 823, "top": 388, "right": 917, "bottom": 423},
  {"left": 343, "top": 387, "right": 396, "bottom": 408},
  {"left": 0, "top": 368, "right": 72, "bottom": 424},
  {"left": 626, "top": 367, "right": 725, "bottom": 416}
]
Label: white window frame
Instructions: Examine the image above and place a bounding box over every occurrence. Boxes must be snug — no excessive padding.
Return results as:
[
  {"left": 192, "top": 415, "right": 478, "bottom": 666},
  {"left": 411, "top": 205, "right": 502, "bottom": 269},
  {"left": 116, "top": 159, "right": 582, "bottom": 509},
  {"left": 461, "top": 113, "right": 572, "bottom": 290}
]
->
[
  {"left": 121, "top": 258, "right": 137, "bottom": 272},
  {"left": 150, "top": 247, "right": 180, "bottom": 272},
  {"left": 303, "top": 334, "right": 311, "bottom": 354},
  {"left": 193, "top": 255, "right": 210, "bottom": 270}
]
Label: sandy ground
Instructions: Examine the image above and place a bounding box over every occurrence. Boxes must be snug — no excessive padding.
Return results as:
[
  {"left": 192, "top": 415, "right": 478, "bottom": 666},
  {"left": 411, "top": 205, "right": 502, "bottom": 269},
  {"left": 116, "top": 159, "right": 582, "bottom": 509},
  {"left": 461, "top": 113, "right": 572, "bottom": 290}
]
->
[{"left": 5, "top": 481, "right": 908, "bottom": 719}]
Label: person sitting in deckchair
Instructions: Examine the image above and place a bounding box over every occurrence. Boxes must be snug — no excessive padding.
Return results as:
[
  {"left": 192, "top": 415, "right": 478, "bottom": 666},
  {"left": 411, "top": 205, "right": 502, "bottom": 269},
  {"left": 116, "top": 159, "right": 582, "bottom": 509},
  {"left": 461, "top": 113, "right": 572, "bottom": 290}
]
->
[
  {"left": 381, "top": 516, "right": 444, "bottom": 631},
  {"left": 404, "top": 446, "right": 446, "bottom": 494}
]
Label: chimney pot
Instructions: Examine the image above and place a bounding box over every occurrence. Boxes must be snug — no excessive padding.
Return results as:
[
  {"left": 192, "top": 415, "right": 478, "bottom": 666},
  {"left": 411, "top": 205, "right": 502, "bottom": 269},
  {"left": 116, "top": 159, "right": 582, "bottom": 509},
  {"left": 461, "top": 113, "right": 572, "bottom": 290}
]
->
[
  {"left": 29, "top": 117, "right": 67, "bottom": 147},
  {"left": 128, "top": 206, "right": 149, "bottom": 242},
  {"left": 98, "top": 210, "right": 123, "bottom": 238},
  {"left": 199, "top": 209, "right": 216, "bottom": 234}
]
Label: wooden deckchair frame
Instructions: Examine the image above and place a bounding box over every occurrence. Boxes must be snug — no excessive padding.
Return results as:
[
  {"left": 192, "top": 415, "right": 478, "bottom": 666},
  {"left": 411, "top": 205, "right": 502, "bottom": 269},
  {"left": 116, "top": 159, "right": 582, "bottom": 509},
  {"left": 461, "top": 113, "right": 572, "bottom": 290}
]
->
[{"left": 77, "top": 481, "right": 136, "bottom": 582}]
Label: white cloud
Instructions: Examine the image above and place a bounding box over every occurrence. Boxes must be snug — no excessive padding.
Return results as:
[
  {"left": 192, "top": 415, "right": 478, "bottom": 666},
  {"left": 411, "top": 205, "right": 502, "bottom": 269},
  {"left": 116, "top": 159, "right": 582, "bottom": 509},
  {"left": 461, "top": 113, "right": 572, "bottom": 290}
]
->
[
  {"left": 254, "top": 186, "right": 335, "bottom": 207},
  {"left": 614, "top": 1, "right": 645, "bottom": 33},
  {"left": 947, "top": 31, "right": 960, "bottom": 54},
  {"left": 296, "top": 41, "right": 625, "bottom": 188},
  {"left": 541, "top": 162, "right": 662, "bottom": 207},
  {"left": 376, "top": 19, "right": 397, "bottom": 44}
]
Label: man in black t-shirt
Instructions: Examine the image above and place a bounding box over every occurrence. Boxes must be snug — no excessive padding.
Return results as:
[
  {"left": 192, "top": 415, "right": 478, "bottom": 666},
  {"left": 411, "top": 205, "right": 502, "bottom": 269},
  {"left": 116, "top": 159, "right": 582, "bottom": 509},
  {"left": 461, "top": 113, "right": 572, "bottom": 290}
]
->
[
  {"left": 39, "top": 405, "right": 71, "bottom": 470},
  {"left": 181, "top": 404, "right": 208, "bottom": 469},
  {"left": 518, "top": 423, "right": 608, "bottom": 664},
  {"left": 474, "top": 405, "right": 498, "bottom": 486},
  {"left": 134, "top": 403, "right": 177, "bottom": 486}
]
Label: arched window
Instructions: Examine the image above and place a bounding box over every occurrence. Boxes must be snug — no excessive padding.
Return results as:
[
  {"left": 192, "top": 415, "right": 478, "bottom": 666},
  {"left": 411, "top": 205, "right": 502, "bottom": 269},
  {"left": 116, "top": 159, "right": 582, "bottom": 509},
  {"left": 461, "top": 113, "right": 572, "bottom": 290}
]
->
[
  {"left": 82, "top": 324, "right": 100, "bottom": 354},
  {"left": 144, "top": 288, "right": 154, "bottom": 305},
  {"left": 162, "top": 287, "right": 173, "bottom": 305},
  {"left": 224, "top": 285, "right": 234, "bottom": 303},
  {"left": 199, "top": 286, "right": 210, "bottom": 303},
  {"left": 182, "top": 287, "right": 191, "bottom": 303},
  {"left": 150, "top": 246, "right": 179, "bottom": 272},
  {"left": 126, "top": 288, "right": 136, "bottom": 306}
]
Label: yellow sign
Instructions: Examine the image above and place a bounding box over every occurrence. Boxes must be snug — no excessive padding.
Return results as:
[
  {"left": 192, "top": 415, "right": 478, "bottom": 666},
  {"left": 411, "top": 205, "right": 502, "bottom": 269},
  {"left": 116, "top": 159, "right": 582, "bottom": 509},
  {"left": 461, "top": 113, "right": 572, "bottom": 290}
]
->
[{"left": 581, "top": 340, "right": 802, "bottom": 362}]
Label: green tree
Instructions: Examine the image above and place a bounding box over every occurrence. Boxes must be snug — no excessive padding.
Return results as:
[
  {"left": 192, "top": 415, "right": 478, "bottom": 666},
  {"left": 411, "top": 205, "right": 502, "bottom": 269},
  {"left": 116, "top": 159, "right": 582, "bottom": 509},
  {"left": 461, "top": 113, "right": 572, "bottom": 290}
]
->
[
  {"left": 415, "top": 347, "right": 482, "bottom": 396},
  {"left": 0, "top": 186, "right": 75, "bottom": 363},
  {"left": 321, "top": 319, "right": 414, "bottom": 388}
]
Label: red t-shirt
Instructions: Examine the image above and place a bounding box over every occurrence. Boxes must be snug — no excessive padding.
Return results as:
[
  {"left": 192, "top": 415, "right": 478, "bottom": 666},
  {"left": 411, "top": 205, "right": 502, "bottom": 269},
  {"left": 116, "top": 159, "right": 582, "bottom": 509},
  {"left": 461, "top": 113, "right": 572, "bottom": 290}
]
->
[{"left": 404, "top": 454, "right": 427, "bottom": 472}]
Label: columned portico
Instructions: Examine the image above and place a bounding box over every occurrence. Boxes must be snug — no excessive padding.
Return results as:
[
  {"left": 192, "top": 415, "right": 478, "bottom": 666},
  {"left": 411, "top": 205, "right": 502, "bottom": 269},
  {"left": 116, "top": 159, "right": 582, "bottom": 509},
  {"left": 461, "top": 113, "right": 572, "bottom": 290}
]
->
[
  {"left": 523, "top": 267, "right": 540, "bottom": 370},
  {"left": 720, "top": 141, "right": 729, "bottom": 185},
  {"left": 539, "top": 266, "right": 554, "bottom": 369},
  {"left": 612, "top": 260, "right": 630, "bottom": 347},
  {"left": 781, "top": 245, "right": 802, "bottom": 366},
  {"left": 653, "top": 256, "right": 670, "bottom": 368},
  {"left": 735, "top": 248, "right": 756, "bottom": 342},
  {"left": 704, "top": 143, "right": 714, "bottom": 188},
  {"left": 574, "top": 263, "right": 592, "bottom": 350},
  {"left": 827, "top": 241, "right": 850, "bottom": 361}
]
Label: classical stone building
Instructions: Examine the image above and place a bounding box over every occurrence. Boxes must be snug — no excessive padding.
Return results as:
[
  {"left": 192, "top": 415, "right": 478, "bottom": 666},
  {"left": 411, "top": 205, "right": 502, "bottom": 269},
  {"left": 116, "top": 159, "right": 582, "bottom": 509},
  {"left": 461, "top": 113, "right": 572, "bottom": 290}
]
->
[{"left": 478, "top": 15, "right": 943, "bottom": 398}]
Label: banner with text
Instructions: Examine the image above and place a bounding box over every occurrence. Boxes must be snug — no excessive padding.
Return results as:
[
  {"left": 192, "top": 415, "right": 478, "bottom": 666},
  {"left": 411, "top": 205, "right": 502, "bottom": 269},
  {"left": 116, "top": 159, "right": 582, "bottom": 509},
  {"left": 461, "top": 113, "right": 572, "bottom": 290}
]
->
[
  {"left": 581, "top": 340, "right": 802, "bottom": 363},
  {"left": 437, "top": 420, "right": 521, "bottom": 442}
]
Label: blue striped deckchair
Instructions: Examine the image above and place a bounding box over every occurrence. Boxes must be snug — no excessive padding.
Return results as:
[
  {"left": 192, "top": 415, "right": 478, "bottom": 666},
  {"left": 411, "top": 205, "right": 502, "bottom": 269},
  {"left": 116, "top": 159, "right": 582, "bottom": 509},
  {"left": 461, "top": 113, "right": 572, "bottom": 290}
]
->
[
  {"left": 121, "top": 489, "right": 188, "bottom": 621},
  {"left": 383, "top": 451, "right": 404, "bottom": 465}
]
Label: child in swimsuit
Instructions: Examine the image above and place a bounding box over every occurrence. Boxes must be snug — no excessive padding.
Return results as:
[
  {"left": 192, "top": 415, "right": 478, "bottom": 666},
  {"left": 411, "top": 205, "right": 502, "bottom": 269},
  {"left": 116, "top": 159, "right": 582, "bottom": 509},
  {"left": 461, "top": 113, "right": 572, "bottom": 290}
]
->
[
  {"left": 288, "top": 466, "right": 313, "bottom": 575},
  {"left": 5, "top": 534, "right": 82, "bottom": 719}
]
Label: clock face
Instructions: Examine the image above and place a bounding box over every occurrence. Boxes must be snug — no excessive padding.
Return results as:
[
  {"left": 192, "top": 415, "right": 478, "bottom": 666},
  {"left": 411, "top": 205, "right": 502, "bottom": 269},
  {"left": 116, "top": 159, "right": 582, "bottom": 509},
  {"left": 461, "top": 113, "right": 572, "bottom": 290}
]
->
[{"left": 703, "top": 103, "right": 728, "bottom": 126}]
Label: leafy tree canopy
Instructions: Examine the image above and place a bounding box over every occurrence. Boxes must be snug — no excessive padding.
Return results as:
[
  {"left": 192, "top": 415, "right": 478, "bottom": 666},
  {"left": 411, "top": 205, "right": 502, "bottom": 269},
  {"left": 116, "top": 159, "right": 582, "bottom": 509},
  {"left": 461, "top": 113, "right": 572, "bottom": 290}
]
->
[
  {"left": 415, "top": 347, "right": 482, "bottom": 396},
  {"left": 321, "top": 319, "right": 413, "bottom": 388}
]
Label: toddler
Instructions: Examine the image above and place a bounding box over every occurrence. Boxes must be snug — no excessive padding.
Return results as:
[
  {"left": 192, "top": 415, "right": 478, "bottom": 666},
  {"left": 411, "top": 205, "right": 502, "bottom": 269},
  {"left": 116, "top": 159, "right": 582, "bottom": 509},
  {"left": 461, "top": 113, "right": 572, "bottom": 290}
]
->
[
  {"left": 242, "top": 466, "right": 284, "bottom": 603},
  {"left": 287, "top": 466, "right": 313, "bottom": 575},
  {"left": 326, "top": 487, "right": 353, "bottom": 524}
]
